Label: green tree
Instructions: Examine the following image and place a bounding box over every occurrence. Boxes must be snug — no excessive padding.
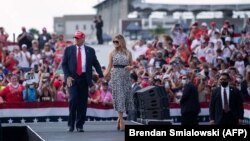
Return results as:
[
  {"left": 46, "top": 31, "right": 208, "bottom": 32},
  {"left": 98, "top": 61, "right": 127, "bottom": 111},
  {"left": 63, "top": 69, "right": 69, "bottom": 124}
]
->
[
  {"left": 151, "top": 24, "right": 166, "bottom": 35},
  {"left": 29, "top": 28, "right": 40, "bottom": 39}
]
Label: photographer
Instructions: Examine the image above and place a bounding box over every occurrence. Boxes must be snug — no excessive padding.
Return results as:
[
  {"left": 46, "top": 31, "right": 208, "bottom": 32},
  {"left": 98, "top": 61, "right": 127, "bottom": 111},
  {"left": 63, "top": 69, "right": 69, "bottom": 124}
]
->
[
  {"left": 38, "top": 78, "right": 56, "bottom": 102},
  {"left": 171, "top": 24, "right": 187, "bottom": 47},
  {"left": 93, "top": 15, "right": 103, "bottom": 44}
]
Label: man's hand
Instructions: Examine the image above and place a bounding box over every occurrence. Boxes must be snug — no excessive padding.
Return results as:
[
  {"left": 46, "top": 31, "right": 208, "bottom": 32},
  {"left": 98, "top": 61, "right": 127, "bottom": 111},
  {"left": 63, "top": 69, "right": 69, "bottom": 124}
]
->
[{"left": 67, "top": 77, "right": 74, "bottom": 87}]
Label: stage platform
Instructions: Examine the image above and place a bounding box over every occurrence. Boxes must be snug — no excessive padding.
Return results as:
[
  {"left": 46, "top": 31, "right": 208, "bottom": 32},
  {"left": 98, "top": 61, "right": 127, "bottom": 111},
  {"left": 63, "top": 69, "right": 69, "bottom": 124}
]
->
[{"left": 2, "top": 121, "right": 136, "bottom": 141}]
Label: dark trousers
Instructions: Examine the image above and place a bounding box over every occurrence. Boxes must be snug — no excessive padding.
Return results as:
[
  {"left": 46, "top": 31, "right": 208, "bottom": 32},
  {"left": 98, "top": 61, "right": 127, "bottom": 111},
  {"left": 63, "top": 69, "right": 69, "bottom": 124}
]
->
[
  {"left": 68, "top": 74, "right": 88, "bottom": 129},
  {"left": 96, "top": 29, "right": 103, "bottom": 44},
  {"left": 127, "top": 110, "right": 137, "bottom": 121},
  {"left": 181, "top": 112, "right": 199, "bottom": 125},
  {"left": 218, "top": 111, "right": 238, "bottom": 125}
]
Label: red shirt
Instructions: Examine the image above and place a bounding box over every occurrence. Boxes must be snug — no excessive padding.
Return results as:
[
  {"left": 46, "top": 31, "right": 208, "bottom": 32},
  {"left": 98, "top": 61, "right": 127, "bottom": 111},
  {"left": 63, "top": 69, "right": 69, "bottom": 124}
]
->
[
  {"left": 4, "top": 56, "right": 17, "bottom": 72},
  {"left": 89, "top": 90, "right": 100, "bottom": 100},
  {"left": 0, "top": 84, "right": 24, "bottom": 102}
]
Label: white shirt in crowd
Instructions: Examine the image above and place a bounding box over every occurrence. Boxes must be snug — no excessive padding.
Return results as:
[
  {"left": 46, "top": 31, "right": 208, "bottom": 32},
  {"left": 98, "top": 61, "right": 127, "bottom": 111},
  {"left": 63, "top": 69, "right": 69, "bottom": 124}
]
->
[
  {"left": 234, "top": 60, "right": 245, "bottom": 76},
  {"left": 194, "top": 46, "right": 207, "bottom": 59},
  {"left": 222, "top": 47, "right": 232, "bottom": 59},
  {"left": 15, "top": 51, "right": 31, "bottom": 68},
  {"left": 208, "top": 28, "right": 219, "bottom": 40},
  {"left": 190, "top": 39, "right": 201, "bottom": 51},
  {"left": 31, "top": 54, "right": 41, "bottom": 68},
  {"left": 18, "top": 51, "right": 30, "bottom": 68},
  {"left": 205, "top": 47, "right": 216, "bottom": 64}
]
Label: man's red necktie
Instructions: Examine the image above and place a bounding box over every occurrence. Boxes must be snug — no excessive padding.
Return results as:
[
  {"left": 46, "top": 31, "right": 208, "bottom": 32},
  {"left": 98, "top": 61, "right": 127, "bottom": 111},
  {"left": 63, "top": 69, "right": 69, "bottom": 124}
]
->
[
  {"left": 223, "top": 88, "right": 229, "bottom": 113},
  {"left": 76, "top": 47, "right": 82, "bottom": 76}
]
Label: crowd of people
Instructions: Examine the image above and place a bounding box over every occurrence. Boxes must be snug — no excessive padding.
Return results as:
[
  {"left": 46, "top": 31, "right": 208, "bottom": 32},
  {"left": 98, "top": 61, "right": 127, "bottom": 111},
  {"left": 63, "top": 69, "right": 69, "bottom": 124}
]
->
[
  {"left": 0, "top": 27, "right": 112, "bottom": 107},
  {"left": 0, "top": 18, "right": 250, "bottom": 126},
  {"left": 130, "top": 19, "right": 250, "bottom": 104}
]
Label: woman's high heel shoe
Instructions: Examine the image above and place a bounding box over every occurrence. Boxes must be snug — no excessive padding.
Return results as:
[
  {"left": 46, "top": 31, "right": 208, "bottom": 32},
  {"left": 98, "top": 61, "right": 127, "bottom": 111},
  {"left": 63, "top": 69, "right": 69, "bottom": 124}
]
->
[
  {"left": 117, "top": 118, "right": 120, "bottom": 130},
  {"left": 119, "top": 120, "right": 125, "bottom": 131}
]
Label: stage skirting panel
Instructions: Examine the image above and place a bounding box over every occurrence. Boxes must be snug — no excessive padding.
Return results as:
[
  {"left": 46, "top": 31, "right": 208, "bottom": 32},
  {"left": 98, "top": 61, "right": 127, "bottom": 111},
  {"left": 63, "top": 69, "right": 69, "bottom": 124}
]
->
[{"left": 0, "top": 102, "right": 249, "bottom": 124}]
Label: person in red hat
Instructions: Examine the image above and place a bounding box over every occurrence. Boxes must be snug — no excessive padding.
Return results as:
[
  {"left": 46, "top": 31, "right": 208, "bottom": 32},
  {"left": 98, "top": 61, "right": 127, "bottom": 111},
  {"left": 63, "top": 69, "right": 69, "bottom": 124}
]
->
[{"left": 62, "top": 31, "right": 103, "bottom": 132}]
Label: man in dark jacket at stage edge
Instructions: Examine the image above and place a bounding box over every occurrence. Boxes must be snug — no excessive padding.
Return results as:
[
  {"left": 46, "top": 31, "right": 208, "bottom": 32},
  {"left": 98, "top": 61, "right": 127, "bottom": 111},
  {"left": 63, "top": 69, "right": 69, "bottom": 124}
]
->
[
  {"left": 209, "top": 73, "right": 244, "bottom": 125},
  {"left": 180, "top": 74, "right": 201, "bottom": 125}
]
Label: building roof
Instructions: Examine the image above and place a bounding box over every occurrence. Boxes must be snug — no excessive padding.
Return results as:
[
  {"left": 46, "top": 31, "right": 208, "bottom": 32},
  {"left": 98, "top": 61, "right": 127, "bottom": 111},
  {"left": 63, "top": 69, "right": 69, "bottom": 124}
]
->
[
  {"left": 131, "top": 2, "right": 250, "bottom": 12},
  {"left": 94, "top": 0, "right": 250, "bottom": 12},
  {"left": 93, "top": 0, "right": 107, "bottom": 8}
]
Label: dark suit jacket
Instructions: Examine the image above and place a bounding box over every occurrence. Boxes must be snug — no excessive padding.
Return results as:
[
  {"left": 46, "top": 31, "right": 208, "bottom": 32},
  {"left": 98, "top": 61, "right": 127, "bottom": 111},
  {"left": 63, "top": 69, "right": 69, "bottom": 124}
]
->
[
  {"left": 62, "top": 45, "right": 103, "bottom": 87},
  {"left": 209, "top": 86, "right": 244, "bottom": 124},
  {"left": 132, "top": 83, "right": 141, "bottom": 96},
  {"left": 180, "top": 82, "right": 201, "bottom": 115},
  {"left": 132, "top": 83, "right": 141, "bottom": 110}
]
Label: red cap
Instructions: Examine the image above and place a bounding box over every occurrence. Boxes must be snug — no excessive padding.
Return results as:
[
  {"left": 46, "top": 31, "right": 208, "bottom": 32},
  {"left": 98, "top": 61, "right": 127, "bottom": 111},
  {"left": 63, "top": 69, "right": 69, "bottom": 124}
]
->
[
  {"left": 74, "top": 31, "right": 85, "bottom": 39},
  {"left": 141, "top": 81, "right": 150, "bottom": 88},
  {"left": 53, "top": 80, "right": 63, "bottom": 90},
  {"left": 200, "top": 56, "right": 207, "bottom": 62}
]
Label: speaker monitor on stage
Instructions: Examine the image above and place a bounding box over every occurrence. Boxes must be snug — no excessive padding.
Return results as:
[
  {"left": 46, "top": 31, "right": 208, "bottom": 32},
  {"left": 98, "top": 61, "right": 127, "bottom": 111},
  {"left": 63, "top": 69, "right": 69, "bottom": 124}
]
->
[
  {"left": 2, "top": 126, "right": 43, "bottom": 141},
  {"left": 139, "top": 109, "right": 170, "bottom": 119},
  {"left": 135, "top": 86, "right": 167, "bottom": 100},
  {"left": 134, "top": 85, "right": 170, "bottom": 120}
]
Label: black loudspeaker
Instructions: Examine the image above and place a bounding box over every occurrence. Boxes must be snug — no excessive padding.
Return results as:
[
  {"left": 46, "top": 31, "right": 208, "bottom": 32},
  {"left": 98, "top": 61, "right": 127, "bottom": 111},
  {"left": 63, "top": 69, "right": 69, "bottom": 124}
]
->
[
  {"left": 136, "top": 86, "right": 167, "bottom": 100},
  {"left": 137, "top": 118, "right": 173, "bottom": 125},
  {"left": 138, "top": 97, "right": 168, "bottom": 110},
  {"left": 139, "top": 109, "right": 169, "bottom": 119},
  {"left": 134, "top": 86, "right": 170, "bottom": 120},
  {"left": 2, "top": 126, "right": 44, "bottom": 141}
]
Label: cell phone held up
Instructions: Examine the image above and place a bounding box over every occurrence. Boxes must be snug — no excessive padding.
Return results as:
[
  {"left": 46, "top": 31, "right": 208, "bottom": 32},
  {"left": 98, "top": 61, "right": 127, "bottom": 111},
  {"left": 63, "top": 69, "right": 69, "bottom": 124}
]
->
[{"left": 34, "top": 64, "right": 39, "bottom": 73}]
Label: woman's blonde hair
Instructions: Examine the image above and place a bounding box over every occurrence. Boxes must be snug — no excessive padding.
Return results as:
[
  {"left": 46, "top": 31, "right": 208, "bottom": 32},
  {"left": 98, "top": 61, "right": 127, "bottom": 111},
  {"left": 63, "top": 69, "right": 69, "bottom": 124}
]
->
[{"left": 113, "top": 34, "right": 129, "bottom": 55}]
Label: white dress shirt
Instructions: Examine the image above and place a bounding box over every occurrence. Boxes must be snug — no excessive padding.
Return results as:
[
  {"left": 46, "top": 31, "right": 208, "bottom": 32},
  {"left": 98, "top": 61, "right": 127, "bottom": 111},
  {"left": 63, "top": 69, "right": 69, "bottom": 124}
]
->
[
  {"left": 221, "top": 86, "right": 229, "bottom": 110},
  {"left": 76, "top": 45, "right": 86, "bottom": 72}
]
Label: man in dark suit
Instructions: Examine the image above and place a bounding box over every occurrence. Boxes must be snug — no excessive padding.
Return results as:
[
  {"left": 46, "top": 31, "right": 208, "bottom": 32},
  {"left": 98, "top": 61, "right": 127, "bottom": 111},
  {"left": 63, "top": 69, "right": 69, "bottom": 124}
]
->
[
  {"left": 127, "top": 72, "right": 141, "bottom": 121},
  {"left": 62, "top": 31, "right": 103, "bottom": 132},
  {"left": 180, "top": 74, "right": 201, "bottom": 125},
  {"left": 94, "top": 15, "right": 103, "bottom": 44},
  {"left": 209, "top": 73, "right": 244, "bottom": 125}
]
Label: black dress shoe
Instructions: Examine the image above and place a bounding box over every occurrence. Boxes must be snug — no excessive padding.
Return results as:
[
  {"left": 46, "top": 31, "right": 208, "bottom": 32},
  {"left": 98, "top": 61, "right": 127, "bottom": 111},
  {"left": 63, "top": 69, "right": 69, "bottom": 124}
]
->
[
  {"left": 77, "top": 128, "right": 84, "bottom": 132},
  {"left": 68, "top": 128, "right": 74, "bottom": 132}
]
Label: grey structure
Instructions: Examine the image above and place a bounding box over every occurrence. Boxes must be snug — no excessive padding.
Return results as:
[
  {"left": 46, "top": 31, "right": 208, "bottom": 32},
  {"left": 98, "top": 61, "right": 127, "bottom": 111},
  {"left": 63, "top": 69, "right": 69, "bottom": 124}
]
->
[
  {"left": 94, "top": 0, "right": 250, "bottom": 36},
  {"left": 54, "top": 15, "right": 95, "bottom": 40}
]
